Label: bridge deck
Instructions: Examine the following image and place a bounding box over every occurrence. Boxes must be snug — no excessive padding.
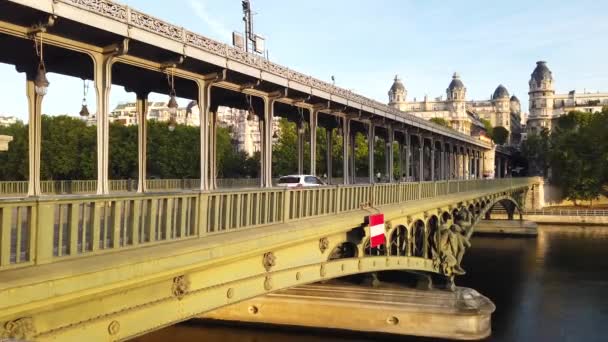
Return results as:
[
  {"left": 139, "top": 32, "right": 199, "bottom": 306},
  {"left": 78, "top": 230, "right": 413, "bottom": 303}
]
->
[{"left": 0, "top": 179, "right": 530, "bottom": 308}]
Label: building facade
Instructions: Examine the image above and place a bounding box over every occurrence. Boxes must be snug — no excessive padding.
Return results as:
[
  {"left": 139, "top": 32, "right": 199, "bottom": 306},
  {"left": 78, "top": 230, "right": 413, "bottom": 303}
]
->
[
  {"left": 527, "top": 61, "right": 608, "bottom": 134},
  {"left": 388, "top": 74, "right": 522, "bottom": 144},
  {"left": 215, "top": 107, "right": 280, "bottom": 157},
  {"left": 0, "top": 116, "right": 18, "bottom": 127}
]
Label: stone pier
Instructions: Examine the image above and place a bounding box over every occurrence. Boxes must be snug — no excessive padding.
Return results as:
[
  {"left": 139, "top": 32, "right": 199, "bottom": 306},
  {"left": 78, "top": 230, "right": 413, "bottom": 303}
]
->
[{"left": 199, "top": 283, "right": 495, "bottom": 340}]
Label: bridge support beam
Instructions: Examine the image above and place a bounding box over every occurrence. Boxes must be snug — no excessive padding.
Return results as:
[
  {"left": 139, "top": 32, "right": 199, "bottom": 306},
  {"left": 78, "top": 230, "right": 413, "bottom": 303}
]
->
[
  {"left": 406, "top": 132, "right": 411, "bottom": 181},
  {"left": 261, "top": 98, "right": 275, "bottom": 188},
  {"left": 297, "top": 120, "right": 304, "bottom": 175},
  {"left": 387, "top": 126, "right": 394, "bottom": 183},
  {"left": 93, "top": 53, "right": 115, "bottom": 195},
  {"left": 326, "top": 128, "right": 333, "bottom": 184},
  {"left": 342, "top": 118, "right": 350, "bottom": 185},
  {"left": 197, "top": 80, "right": 212, "bottom": 191},
  {"left": 26, "top": 77, "right": 43, "bottom": 197},
  {"left": 309, "top": 109, "right": 318, "bottom": 176},
  {"left": 136, "top": 92, "right": 149, "bottom": 193},
  {"left": 368, "top": 123, "right": 375, "bottom": 183}
]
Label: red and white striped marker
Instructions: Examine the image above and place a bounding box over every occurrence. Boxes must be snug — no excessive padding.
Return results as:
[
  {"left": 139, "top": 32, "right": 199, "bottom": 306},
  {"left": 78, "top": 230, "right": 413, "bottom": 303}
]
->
[{"left": 368, "top": 213, "right": 386, "bottom": 248}]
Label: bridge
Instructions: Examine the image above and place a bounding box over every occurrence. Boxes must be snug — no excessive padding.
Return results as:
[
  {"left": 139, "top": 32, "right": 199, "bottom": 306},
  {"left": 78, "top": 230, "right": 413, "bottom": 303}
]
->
[{"left": 0, "top": 1, "right": 539, "bottom": 341}]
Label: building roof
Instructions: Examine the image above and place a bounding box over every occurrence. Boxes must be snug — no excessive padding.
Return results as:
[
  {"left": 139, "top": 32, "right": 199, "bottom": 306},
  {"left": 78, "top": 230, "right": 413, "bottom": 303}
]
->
[
  {"left": 492, "top": 84, "right": 510, "bottom": 100},
  {"left": 448, "top": 73, "right": 465, "bottom": 90},
  {"left": 389, "top": 75, "right": 405, "bottom": 93},
  {"left": 531, "top": 61, "right": 553, "bottom": 83},
  {"left": 510, "top": 95, "right": 519, "bottom": 102}
]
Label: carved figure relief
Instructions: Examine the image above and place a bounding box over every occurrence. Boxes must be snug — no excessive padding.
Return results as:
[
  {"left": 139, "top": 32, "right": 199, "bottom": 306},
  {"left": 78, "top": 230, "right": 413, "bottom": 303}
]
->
[
  {"left": 1, "top": 317, "right": 36, "bottom": 340},
  {"left": 263, "top": 252, "right": 276, "bottom": 272},
  {"left": 437, "top": 223, "right": 471, "bottom": 277},
  {"left": 172, "top": 275, "right": 190, "bottom": 300},
  {"left": 319, "top": 237, "right": 330, "bottom": 254}
]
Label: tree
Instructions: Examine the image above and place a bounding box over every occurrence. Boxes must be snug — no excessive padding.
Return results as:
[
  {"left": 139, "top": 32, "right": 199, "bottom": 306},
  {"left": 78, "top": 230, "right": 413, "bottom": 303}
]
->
[
  {"left": 521, "top": 128, "right": 550, "bottom": 177},
  {"left": 492, "top": 126, "right": 509, "bottom": 145},
  {"left": 430, "top": 117, "right": 451, "bottom": 128},
  {"left": 480, "top": 119, "right": 493, "bottom": 139},
  {"left": 548, "top": 110, "right": 608, "bottom": 205}
]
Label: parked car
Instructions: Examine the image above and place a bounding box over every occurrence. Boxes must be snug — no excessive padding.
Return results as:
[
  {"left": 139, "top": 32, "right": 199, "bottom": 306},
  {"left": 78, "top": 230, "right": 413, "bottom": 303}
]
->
[{"left": 277, "top": 175, "right": 326, "bottom": 187}]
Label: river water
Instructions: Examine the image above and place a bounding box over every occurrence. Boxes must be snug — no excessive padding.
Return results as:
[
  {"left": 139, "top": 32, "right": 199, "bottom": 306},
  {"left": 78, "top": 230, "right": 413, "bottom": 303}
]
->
[{"left": 136, "top": 225, "right": 608, "bottom": 342}]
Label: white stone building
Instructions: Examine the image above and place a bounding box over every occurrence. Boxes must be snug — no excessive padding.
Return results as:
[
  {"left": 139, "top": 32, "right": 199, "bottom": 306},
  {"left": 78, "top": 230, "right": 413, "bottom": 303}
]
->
[
  {"left": 0, "top": 116, "right": 19, "bottom": 127},
  {"left": 388, "top": 74, "right": 523, "bottom": 144},
  {"left": 216, "top": 106, "right": 280, "bottom": 157},
  {"left": 527, "top": 61, "right": 608, "bottom": 134}
]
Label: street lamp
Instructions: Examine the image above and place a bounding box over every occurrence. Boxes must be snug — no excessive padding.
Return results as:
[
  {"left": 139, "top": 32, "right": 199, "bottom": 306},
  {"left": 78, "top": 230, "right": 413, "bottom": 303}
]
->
[
  {"left": 34, "top": 35, "right": 49, "bottom": 96},
  {"left": 79, "top": 79, "right": 90, "bottom": 117},
  {"left": 166, "top": 69, "right": 178, "bottom": 131}
]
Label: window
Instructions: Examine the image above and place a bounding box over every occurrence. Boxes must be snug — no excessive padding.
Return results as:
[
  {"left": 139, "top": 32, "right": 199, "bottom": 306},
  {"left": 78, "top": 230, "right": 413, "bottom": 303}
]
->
[
  {"left": 305, "top": 176, "right": 324, "bottom": 185},
  {"left": 278, "top": 176, "right": 301, "bottom": 184}
]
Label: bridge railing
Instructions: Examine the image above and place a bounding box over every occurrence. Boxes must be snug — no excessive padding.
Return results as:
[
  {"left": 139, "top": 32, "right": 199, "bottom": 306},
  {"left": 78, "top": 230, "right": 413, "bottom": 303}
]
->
[
  {"left": 0, "top": 178, "right": 537, "bottom": 271},
  {"left": 524, "top": 209, "right": 608, "bottom": 217}
]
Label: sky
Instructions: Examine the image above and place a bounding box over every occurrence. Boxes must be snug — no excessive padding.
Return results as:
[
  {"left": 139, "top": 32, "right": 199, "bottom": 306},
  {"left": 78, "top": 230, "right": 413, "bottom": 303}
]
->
[{"left": 2, "top": 0, "right": 608, "bottom": 121}]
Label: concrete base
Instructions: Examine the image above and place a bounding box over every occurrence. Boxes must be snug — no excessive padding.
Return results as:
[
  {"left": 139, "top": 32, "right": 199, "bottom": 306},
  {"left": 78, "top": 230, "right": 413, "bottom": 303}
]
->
[
  {"left": 475, "top": 219, "right": 538, "bottom": 236},
  {"left": 0, "top": 135, "right": 12, "bottom": 152},
  {"left": 199, "top": 283, "right": 495, "bottom": 340}
]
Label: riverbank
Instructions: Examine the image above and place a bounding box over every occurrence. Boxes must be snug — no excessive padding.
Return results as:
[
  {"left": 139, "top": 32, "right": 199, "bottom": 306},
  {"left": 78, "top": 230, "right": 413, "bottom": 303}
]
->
[
  {"left": 474, "top": 220, "right": 538, "bottom": 236},
  {"left": 492, "top": 213, "right": 608, "bottom": 226}
]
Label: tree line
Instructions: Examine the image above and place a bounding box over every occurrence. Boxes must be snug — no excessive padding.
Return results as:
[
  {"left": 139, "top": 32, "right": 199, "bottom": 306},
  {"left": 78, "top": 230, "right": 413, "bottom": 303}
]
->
[
  {"left": 521, "top": 107, "right": 608, "bottom": 205},
  {"left": 0, "top": 115, "right": 400, "bottom": 181}
]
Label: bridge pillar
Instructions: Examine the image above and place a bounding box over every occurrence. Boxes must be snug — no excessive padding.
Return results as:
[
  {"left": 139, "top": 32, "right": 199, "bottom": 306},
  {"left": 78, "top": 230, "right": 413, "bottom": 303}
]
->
[
  {"left": 196, "top": 80, "right": 212, "bottom": 191},
  {"left": 326, "top": 128, "right": 333, "bottom": 184},
  {"left": 430, "top": 144, "right": 435, "bottom": 181},
  {"left": 92, "top": 53, "right": 116, "bottom": 195},
  {"left": 135, "top": 92, "right": 149, "bottom": 193},
  {"left": 387, "top": 126, "right": 394, "bottom": 183},
  {"left": 309, "top": 109, "right": 318, "bottom": 176},
  {"left": 261, "top": 97, "right": 275, "bottom": 187},
  {"left": 418, "top": 146, "right": 424, "bottom": 183},
  {"left": 342, "top": 118, "right": 350, "bottom": 185},
  {"left": 297, "top": 120, "right": 305, "bottom": 175},
  {"left": 25, "top": 77, "right": 43, "bottom": 196},
  {"left": 405, "top": 131, "right": 411, "bottom": 181},
  {"left": 349, "top": 131, "right": 356, "bottom": 183},
  {"left": 368, "top": 123, "right": 375, "bottom": 183}
]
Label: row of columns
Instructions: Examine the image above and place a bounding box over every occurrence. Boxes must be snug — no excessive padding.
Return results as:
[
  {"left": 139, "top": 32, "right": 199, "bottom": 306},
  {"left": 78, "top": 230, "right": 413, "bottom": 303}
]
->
[{"left": 23, "top": 47, "right": 494, "bottom": 197}]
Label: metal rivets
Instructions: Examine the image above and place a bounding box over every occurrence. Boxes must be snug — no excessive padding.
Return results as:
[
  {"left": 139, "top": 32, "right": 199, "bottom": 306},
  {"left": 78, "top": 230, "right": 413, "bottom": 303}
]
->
[
  {"left": 295, "top": 272, "right": 302, "bottom": 281},
  {"left": 341, "top": 264, "right": 346, "bottom": 272},
  {"left": 227, "top": 288, "right": 234, "bottom": 299},
  {"left": 387, "top": 316, "right": 399, "bottom": 325},
  {"left": 248, "top": 305, "right": 259, "bottom": 314}
]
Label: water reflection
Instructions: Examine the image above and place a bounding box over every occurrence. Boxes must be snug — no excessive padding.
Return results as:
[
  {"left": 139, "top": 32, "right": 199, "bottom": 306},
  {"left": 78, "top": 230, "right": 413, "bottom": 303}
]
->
[{"left": 136, "top": 226, "right": 608, "bottom": 342}]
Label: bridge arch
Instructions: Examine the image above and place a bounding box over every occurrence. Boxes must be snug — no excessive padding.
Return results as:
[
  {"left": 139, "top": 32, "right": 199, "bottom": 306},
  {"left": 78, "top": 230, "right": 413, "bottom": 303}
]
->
[
  {"left": 388, "top": 225, "right": 409, "bottom": 257},
  {"left": 412, "top": 219, "right": 426, "bottom": 257},
  {"left": 426, "top": 215, "right": 440, "bottom": 259}
]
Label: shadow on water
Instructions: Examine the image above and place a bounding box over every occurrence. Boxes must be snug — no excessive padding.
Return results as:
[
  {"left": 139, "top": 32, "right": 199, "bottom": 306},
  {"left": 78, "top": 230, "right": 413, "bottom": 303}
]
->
[{"left": 136, "top": 225, "right": 608, "bottom": 342}]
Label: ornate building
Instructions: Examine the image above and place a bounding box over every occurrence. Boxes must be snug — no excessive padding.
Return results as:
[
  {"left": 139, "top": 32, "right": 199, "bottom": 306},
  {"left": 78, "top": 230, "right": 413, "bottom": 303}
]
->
[
  {"left": 527, "top": 61, "right": 608, "bottom": 134},
  {"left": 388, "top": 73, "right": 523, "bottom": 144}
]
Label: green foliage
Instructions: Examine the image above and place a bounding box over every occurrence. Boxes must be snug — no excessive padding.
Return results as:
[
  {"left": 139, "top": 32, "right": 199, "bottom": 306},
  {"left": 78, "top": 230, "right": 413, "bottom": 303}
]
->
[
  {"left": 429, "top": 117, "right": 450, "bottom": 128},
  {"left": 522, "top": 108, "right": 608, "bottom": 205},
  {"left": 492, "top": 126, "right": 509, "bottom": 145},
  {"left": 480, "top": 119, "right": 493, "bottom": 138},
  {"left": 0, "top": 115, "right": 262, "bottom": 181},
  {"left": 0, "top": 120, "right": 28, "bottom": 180}
]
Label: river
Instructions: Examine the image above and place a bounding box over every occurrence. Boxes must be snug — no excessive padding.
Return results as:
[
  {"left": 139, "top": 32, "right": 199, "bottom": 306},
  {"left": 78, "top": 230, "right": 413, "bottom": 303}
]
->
[{"left": 135, "top": 225, "right": 608, "bottom": 342}]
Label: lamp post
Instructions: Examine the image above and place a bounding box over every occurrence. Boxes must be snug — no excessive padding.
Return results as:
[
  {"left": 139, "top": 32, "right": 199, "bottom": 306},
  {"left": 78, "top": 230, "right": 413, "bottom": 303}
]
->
[{"left": 166, "top": 69, "right": 178, "bottom": 131}]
